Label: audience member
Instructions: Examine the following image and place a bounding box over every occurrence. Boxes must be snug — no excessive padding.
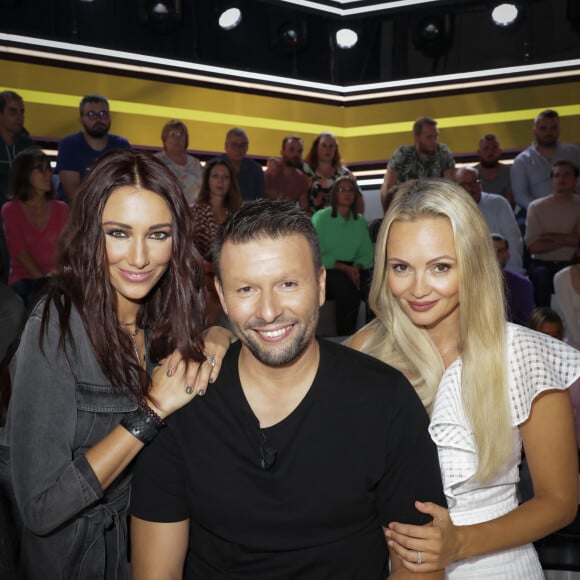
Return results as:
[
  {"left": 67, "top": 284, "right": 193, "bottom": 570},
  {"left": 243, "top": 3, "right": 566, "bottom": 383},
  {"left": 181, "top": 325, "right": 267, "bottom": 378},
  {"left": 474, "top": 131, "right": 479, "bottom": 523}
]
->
[
  {"left": 0, "top": 90, "right": 34, "bottom": 284},
  {"left": 155, "top": 120, "right": 202, "bottom": 206},
  {"left": 56, "top": 94, "right": 131, "bottom": 203},
  {"left": 191, "top": 158, "right": 242, "bottom": 325},
  {"left": 511, "top": 109, "right": 580, "bottom": 213},
  {"left": 349, "top": 178, "right": 579, "bottom": 577},
  {"left": 0, "top": 149, "right": 231, "bottom": 578},
  {"left": 2, "top": 149, "right": 69, "bottom": 306},
  {"left": 312, "top": 176, "right": 374, "bottom": 336},
  {"left": 303, "top": 132, "right": 362, "bottom": 213},
  {"left": 492, "top": 234, "right": 534, "bottom": 326},
  {"left": 264, "top": 135, "right": 309, "bottom": 211},
  {"left": 380, "top": 116, "right": 455, "bottom": 210},
  {"left": 221, "top": 127, "right": 265, "bottom": 201},
  {"left": 473, "top": 134, "right": 514, "bottom": 206},
  {"left": 554, "top": 240, "right": 580, "bottom": 349},
  {"left": 527, "top": 306, "right": 565, "bottom": 340},
  {"left": 130, "top": 199, "right": 445, "bottom": 580},
  {"left": 455, "top": 166, "right": 523, "bottom": 272},
  {"left": 525, "top": 160, "right": 580, "bottom": 306}
]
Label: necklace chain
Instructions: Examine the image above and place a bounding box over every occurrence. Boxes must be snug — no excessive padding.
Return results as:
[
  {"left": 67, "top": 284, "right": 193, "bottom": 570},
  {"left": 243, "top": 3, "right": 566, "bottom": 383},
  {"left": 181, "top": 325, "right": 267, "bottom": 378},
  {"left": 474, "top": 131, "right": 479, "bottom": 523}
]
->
[{"left": 118, "top": 322, "right": 142, "bottom": 364}]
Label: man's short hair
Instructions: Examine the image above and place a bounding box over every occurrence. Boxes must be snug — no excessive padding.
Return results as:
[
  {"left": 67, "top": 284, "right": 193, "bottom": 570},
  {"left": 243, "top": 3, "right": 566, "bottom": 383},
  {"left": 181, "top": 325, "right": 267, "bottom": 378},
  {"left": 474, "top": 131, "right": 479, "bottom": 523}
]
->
[
  {"left": 225, "top": 127, "right": 248, "bottom": 143},
  {"left": 281, "top": 135, "right": 303, "bottom": 149},
  {"left": 412, "top": 116, "right": 437, "bottom": 136},
  {"left": 479, "top": 133, "right": 499, "bottom": 147},
  {"left": 550, "top": 159, "right": 579, "bottom": 178},
  {"left": 534, "top": 109, "right": 559, "bottom": 124},
  {"left": 0, "top": 90, "right": 23, "bottom": 113},
  {"left": 213, "top": 199, "right": 322, "bottom": 281},
  {"left": 79, "top": 94, "right": 109, "bottom": 115},
  {"left": 491, "top": 233, "right": 509, "bottom": 249}
]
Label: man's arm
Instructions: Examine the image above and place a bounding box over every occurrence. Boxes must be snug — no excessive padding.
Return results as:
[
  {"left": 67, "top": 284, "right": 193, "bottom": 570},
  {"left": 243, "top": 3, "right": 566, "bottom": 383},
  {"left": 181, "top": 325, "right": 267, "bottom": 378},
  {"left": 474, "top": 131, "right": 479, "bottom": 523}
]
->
[
  {"left": 381, "top": 167, "right": 400, "bottom": 211},
  {"left": 58, "top": 170, "right": 81, "bottom": 204},
  {"left": 131, "top": 517, "right": 189, "bottom": 580}
]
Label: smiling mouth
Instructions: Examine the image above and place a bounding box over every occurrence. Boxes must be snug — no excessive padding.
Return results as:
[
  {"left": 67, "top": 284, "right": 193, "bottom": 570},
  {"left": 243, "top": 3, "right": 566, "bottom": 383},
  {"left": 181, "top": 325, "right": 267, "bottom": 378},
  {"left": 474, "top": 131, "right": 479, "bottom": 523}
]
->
[
  {"left": 255, "top": 325, "right": 294, "bottom": 341},
  {"left": 119, "top": 269, "right": 155, "bottom": 282},
  {"left": 408, "top": 301, "right": 437, "bottom": 312}
]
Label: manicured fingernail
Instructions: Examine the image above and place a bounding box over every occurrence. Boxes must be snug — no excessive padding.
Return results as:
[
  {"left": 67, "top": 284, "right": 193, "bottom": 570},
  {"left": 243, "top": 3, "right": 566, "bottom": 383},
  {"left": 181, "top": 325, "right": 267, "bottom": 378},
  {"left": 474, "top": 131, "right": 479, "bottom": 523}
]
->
[
  {"left": 166, "top": 368, "right": 173, "bottom": 377},
  {"left": 197, "top": 389, "right": 205, "bottom": 397}
]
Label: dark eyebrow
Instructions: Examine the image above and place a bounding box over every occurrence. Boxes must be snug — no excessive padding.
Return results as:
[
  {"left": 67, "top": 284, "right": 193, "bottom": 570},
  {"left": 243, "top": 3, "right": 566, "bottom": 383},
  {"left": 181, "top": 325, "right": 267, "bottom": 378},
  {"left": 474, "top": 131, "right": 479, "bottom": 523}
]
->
[{"left": 102, "top": 221, "right": 173, "bottom": 230}]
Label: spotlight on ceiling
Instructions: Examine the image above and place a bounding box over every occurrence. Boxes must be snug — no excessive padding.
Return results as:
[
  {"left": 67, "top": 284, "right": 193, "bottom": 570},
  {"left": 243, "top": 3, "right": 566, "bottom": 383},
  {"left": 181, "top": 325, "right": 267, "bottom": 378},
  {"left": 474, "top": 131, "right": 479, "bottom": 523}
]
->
[
  {"left": 140, "top": 0, "right": 182, "bottom": 33},
  {"left": 279, "top": 22, "right": 307, "bottom": 48},
  {"left": 413, "top": 13, "right": 453, "bottom": 57},
  {"left": 219, "top": 8, "right": 242, "bottom": 30},
  {"left": 336, "top": 28, "right": 358, "bottom": 49},
  {"left": 491, "top": 3, "right": 519, "bottom": 27}
]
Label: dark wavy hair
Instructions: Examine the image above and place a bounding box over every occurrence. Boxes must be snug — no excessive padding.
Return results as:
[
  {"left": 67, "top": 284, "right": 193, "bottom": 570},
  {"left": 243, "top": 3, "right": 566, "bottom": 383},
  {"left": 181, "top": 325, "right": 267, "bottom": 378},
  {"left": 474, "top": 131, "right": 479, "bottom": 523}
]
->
[
  {"left": 41, "top": 149, "right": 206, "bottom": 399},
  {"left": 197, "top": 157, "right": 242, "bottom": 213},
  {"left": 9, "top": 148, "right": 55, "bottom": 202},
  {"left": 304, "top": 132, "right": 342, "bottom": 170},
  {"left": 329, "top": 175, "right": 360, "bottom": 219}
]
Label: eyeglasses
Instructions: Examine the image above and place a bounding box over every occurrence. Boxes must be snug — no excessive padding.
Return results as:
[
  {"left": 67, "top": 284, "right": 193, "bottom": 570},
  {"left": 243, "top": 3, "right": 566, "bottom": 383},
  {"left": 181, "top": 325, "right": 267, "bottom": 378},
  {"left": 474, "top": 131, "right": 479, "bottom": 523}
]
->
[
  {"left": 227, "top": 141, "right": 248, "bottom": 149},
  {"left": 338, "top": 187, "right": 355, "bottom": 193},
  {"left": 84, "top": 110, "right": 110, "bottom": 120},
  {"left": 458, "top": 179, "right": 480, "bottom": 188},
  {"left": 168, "top": 130, "right": 185, "bottom": 138},
  {"left": 32, "top": 163, "right": 51, "bottom": 172}
]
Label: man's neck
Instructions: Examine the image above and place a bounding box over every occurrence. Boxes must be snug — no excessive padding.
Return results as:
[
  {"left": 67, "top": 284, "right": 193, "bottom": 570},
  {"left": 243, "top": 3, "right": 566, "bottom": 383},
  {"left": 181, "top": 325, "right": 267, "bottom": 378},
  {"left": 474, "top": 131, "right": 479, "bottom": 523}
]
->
[
  {"left": 551, "top": 189, "right": 574, "bottom": 200},
  {"left": 83, "top": 132, "right": 109, "bottom": 152},
  {"left": 229, "top": 157, "right": 243, "bottom": 171},
  {"left": 535, "top": 141, "right": 557, "bottom": 160},
  {"left": 238, "top": 339, "right": 320, "bottom": 428}
]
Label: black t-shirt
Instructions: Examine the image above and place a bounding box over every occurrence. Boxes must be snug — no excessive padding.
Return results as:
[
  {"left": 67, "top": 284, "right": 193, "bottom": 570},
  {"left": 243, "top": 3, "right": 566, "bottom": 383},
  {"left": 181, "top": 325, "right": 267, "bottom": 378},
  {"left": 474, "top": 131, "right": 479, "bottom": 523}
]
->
[{"left": 131, "top": 339, "right": 445, "bottom": 579}]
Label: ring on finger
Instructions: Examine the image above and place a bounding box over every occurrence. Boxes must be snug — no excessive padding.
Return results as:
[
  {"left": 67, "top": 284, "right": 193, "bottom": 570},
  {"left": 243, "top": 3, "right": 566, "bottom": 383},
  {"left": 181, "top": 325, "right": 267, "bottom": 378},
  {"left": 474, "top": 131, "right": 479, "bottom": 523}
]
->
[
  {"left": 206, "top": 354, "right": 216, "bottom": 369},
  {"left": 416, "top": 551, "right": 422, "bottom": 565}
]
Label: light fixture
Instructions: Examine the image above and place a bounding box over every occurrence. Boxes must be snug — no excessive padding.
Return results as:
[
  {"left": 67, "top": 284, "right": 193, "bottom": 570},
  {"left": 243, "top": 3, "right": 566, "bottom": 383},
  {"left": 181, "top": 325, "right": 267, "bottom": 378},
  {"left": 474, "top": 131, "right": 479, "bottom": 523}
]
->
[
  {"left": 279, "top": 22, "right": 308, "bottom": 48},
  {"left": 219, "top": 8, "right": 242, "bottom": 30},
  {"left": 336, "top": 28, "right": 358, "bottom": 49},
  {"left": 491, "top": 3, "right": 519, "bottom": 27},
  {"left": 413, "top": 14, "right": 453, "bottom": 57}
]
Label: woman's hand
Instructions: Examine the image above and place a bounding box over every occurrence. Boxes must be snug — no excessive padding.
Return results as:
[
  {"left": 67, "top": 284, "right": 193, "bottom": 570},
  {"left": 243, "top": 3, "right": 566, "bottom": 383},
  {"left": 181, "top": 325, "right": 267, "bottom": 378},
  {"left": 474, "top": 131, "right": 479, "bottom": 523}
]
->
[
  {"left": 384, "top": 501, "right": 461, "bottom": 572},
  {"left": 148, "top": 326, "right": 236, "bottom": 418}
]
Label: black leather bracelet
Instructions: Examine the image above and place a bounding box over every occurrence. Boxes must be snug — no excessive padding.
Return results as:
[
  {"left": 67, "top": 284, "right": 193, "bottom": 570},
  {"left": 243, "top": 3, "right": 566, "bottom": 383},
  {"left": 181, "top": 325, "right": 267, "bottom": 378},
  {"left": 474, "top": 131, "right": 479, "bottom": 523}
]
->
[{"left": 120, "top": 402, "right": 166, "bottom": 445}]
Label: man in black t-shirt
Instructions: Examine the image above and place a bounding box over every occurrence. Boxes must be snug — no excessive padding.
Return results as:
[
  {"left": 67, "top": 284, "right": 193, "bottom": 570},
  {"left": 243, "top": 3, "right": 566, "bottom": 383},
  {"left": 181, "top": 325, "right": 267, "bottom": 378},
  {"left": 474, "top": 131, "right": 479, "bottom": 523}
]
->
[{"left": 130, "top": 200, "right": 445, "bottom": 580}]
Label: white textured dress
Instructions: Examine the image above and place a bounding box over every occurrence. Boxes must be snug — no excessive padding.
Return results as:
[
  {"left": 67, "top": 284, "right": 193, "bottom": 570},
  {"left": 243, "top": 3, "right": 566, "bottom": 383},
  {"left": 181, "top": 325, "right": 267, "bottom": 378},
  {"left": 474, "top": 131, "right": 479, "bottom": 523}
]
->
[{"left": 429, "top": 323, "right": 580, "bottom": 579}]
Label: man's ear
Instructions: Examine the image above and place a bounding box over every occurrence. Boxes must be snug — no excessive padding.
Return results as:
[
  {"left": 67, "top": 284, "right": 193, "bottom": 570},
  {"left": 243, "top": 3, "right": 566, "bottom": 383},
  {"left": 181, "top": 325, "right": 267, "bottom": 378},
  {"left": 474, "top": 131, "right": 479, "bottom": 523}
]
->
[
  {"left": 214, "top": 276, "right": 228, "bottom": 316},
  {"left": 318, "top": 266, "right": 326, "bottom": 308}
]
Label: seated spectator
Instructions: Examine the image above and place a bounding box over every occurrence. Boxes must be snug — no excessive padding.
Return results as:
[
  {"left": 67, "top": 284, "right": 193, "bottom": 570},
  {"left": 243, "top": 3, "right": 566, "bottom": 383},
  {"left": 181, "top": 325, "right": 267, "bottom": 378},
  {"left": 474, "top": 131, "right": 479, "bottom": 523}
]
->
[
  {"left": 56, "top": 94, "right": 130, "bottom": 203},
  {"left": 525, "top": 160, "right": 580, "bottom": 306},
  {"left": 473, "top": 133, "right": 514, "bottom": 207},
  {"left": 492, "top": 234, "right": 534, "bottom": 326},
  {"left": 527, "top": 307, "right": 565, "bottom": 340},
  {"left": 220, "top": 128, "right": 265, "bottom": 201},
  {"left": 191, "top": 158, "right": 242, "bottom": 325},
  {"left": 264, "top": 136, "right": 309, "bottom": 211},
  {"left": 554, "top": 240, "right": 580, "bottom": 349},
  {"left": 1, "top": 149, "right": 69, "bottom": 306},
  {"left": 303, "top": 132, "right": 363, "bottom": 213},
  {"left": 312, "top": 176, "right": 373, "bottom": 336},
  {"left": 455, "top": 166, "right": 524, "bottom": 272},
  {"left": 155, "top": 120, "right": 202, "bottom": 206},
  {"left": 379, "top": 116, "right": 455, "bottom": 211}
]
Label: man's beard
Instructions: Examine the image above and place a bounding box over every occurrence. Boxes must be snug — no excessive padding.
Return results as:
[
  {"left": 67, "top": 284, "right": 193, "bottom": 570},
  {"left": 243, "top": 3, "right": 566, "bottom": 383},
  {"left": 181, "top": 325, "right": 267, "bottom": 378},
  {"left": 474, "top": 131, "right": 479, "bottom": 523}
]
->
[
  {"left": 85, "top": 123, "right": 110, "bottom": 139},
  {"left": 479, "top": 158, "right": 499, "bottom": 168}
]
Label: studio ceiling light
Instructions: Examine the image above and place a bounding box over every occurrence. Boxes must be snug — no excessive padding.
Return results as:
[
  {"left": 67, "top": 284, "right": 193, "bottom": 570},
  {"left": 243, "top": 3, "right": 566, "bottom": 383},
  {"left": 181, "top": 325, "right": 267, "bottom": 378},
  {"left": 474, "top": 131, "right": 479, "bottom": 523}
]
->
[
  {"left": 336, "top": 28, "right": 358, "bottom": 49},
  {"left": 219, "top": 8, "right": 242, "bottom": 30},
  {"left": 491, "top": 3, "right": 519, "bottom": 27}
]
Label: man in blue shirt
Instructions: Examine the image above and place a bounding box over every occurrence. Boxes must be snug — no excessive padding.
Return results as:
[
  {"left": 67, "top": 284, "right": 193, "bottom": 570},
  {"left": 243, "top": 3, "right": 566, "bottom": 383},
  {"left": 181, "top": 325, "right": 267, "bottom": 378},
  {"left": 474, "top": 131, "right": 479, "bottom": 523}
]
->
[{"left": 56, "top": 94, "right": 130, "bottom": 203}]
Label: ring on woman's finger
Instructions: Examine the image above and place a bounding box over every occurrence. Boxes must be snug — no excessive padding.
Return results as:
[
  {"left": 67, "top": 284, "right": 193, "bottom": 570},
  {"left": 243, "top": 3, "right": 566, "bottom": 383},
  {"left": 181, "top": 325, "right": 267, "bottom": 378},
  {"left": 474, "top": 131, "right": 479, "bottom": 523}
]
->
[
  {"left": 206, "top": 354, "right": 216, "bottom": 369},
  {"left": 185, "top": 385, "right": 194, "bottom": 395},
  {"left": 416, "top": 551, "right": 423, "bottom": 565}
]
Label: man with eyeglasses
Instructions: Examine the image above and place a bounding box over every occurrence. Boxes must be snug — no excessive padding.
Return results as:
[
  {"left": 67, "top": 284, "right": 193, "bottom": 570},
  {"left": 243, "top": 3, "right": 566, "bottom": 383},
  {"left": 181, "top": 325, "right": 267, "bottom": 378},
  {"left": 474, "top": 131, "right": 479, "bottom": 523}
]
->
[
  {"left": 56, "top": 94, "right": 130, "bottom": 203},
  {"left": 220, "top": 127, "right": 265, "bottom": 201},
  {"left": 455, "top": 166, "right": 524, "bottom": 273}
]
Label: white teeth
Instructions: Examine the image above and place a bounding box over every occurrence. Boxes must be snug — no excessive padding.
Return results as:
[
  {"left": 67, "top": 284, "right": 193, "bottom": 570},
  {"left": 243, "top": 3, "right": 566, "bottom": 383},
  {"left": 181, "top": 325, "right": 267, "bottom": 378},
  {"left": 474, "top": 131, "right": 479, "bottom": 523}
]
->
[{"left": 259, "top": 327, "right": 288, "bottom": 338}]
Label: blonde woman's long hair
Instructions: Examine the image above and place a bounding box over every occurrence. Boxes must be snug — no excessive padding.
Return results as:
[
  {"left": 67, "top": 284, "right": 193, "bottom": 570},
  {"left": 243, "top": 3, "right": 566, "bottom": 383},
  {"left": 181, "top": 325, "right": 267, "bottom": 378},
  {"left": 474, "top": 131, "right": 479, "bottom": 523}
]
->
[{"left": 360, "top": 178, "right": 512, "bottom": 482}]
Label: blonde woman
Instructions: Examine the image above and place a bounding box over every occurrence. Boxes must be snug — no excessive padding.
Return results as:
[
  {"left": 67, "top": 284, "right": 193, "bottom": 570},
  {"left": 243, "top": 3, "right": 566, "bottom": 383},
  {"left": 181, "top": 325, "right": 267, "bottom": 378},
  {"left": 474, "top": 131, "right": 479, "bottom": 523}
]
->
[{"left": 350, "top": 178, "right": 579, "bottom": 577}]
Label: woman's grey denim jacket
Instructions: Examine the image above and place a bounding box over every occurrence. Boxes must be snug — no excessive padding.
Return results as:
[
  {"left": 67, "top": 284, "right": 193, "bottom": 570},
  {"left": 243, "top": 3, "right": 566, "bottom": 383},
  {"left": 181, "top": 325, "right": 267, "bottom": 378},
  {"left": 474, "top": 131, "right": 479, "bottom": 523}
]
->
[{"left": 0, "top": 301, "right": 141, "bottom": 579}]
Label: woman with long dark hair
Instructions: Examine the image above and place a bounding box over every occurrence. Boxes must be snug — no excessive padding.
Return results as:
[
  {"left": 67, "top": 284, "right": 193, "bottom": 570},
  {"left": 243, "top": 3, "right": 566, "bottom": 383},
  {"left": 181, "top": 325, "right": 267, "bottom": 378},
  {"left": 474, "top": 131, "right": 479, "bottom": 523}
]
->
[
  {"left": 1, "top": 150, "right": 231, "bottom": 578},
  {"left": 2, "top": 148, "right": 69, "bottom": 305}
]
